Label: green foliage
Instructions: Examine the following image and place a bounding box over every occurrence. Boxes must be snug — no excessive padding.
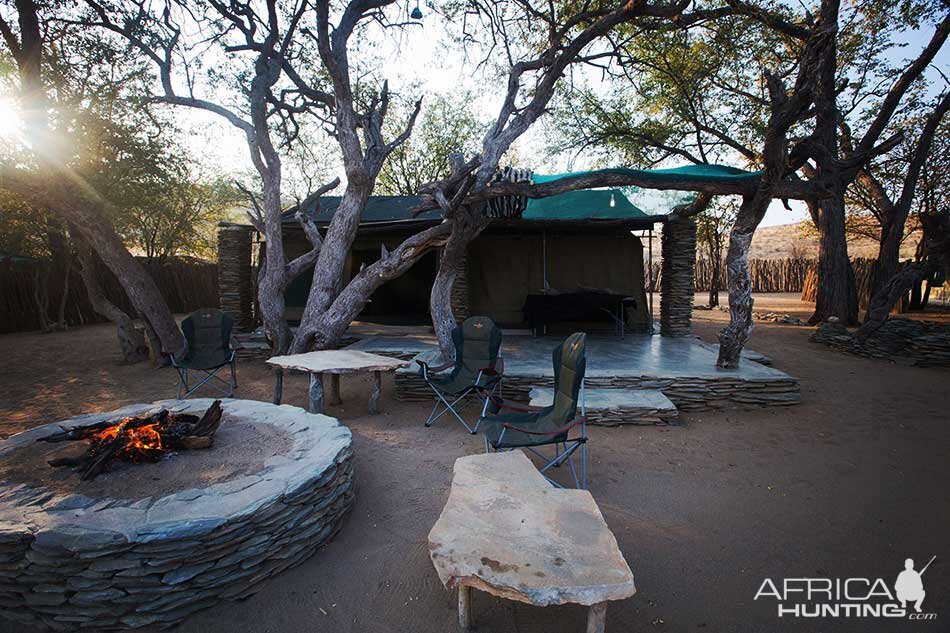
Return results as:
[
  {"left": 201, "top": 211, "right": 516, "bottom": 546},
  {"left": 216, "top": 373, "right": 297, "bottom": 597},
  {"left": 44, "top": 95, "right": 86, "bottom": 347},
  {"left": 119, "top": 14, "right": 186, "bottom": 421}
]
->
[
  {"left": 0, "top": 188, "right": 49, "bottom": 257},
  {"left": 0, "top": 1, "right": 239, "bottom": 263},
  {"left": 696, "top": 197, "right": 739, "bottom": 262},
  {"left": 377, "top": 93, "right": 485, "bottom": 195},
  {"left": 547, "top": 13, "right": 781, "bottom": 169}
]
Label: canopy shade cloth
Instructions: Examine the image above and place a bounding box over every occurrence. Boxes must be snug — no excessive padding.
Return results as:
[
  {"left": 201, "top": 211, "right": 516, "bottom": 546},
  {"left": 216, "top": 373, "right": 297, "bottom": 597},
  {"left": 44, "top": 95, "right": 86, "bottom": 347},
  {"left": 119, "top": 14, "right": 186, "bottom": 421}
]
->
[
  {"left": 532, "top": 164, "right": 760, "bottom": 187},
  {"left": 282, "top": 188, "right": 650, "bottom": 227},
  {"left": 279, "top": 163, "right": 758, "bottom": 228}
]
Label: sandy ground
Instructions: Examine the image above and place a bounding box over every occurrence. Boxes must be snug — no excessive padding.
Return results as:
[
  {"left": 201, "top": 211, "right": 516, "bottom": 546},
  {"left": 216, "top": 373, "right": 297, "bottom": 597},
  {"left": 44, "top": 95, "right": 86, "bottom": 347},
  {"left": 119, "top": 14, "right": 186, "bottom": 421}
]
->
[{"left": 0, "top": 293, "right": 947, "bottom": 633}]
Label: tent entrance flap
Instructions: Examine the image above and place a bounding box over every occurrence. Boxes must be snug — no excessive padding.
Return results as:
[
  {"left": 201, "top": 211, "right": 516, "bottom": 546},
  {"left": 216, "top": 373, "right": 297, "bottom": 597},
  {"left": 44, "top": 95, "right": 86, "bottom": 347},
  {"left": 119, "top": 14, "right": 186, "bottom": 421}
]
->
[{"left": 468, "top": 231, "right": 649, "bottom": 329}]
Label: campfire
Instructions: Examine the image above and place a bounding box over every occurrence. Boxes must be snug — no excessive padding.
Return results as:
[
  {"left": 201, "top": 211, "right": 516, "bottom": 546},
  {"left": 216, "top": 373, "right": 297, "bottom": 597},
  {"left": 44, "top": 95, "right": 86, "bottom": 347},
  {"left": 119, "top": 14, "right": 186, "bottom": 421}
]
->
[{"left": 38, "top": 400, "right": 224, "bottom": 480}]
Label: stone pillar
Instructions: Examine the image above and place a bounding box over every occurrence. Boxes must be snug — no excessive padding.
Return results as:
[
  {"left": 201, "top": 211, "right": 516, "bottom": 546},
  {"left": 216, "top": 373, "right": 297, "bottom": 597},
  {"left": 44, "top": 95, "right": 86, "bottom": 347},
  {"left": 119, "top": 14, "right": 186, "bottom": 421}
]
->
[
  {"left": 660, "top": 218, "right": 696, "bottom": 336},
  {"left": 449, "top": 248, "right": 470, "bottom": 322},
  {"left": 217, "top": 224, "right": 254, "bottom": 330}
]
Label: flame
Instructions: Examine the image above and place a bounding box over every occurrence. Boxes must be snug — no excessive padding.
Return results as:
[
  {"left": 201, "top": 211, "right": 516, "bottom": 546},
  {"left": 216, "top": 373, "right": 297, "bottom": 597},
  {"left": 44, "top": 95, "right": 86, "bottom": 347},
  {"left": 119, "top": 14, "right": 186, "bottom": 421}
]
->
[{"left": 92, "top": 418, "right": 163, "bottom": 456}]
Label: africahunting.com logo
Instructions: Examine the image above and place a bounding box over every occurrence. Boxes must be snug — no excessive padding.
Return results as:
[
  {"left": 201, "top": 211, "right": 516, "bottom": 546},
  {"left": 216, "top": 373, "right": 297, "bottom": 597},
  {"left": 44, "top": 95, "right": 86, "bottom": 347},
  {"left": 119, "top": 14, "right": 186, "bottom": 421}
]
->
[{"left": 754, "top": 556, "right": 937, "bottom": 620}]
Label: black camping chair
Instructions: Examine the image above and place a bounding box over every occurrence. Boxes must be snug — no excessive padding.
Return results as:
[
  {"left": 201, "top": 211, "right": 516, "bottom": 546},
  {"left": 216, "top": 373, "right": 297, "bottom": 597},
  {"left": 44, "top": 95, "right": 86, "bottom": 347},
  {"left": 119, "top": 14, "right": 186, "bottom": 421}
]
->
[
  {"left": 171, "top": 308, "right": 237, "bottom": 399},
  {"left": 479, "top": 332, "right": 588, "bottom": 489},
  {"left": 418, "top": 316, "right": 503, "bottom": 434}
]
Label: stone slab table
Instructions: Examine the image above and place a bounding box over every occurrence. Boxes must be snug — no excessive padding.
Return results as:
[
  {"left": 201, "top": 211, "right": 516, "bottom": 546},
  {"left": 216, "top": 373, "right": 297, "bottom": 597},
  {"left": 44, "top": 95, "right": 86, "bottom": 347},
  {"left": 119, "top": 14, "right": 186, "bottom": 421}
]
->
[
  {"left": 428, "top": 451, "right": 636, "bottom": 632},
  {"left": 267, "top": 350, "right": 409, "bottom": 414},
  {"left": 529, "top": 387, "right": 679, "bottom": 425}
]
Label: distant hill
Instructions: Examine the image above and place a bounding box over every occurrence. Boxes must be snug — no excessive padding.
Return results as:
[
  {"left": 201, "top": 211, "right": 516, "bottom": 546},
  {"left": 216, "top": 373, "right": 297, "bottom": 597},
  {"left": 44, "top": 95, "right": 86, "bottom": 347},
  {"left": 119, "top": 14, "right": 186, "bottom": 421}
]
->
[{"left": 748, "top": 222, "right": 918, "bottom": 260}]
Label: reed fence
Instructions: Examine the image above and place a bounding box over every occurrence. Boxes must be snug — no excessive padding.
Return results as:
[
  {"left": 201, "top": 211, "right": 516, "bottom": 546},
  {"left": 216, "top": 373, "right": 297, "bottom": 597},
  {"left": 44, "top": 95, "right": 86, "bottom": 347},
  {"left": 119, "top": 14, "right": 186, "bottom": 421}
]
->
[
  {"left": 0, "top": 256, "right": 218, "bottom": 334},
  {"left": 647, "top": 257, "right": 815, "bottom": 294}
]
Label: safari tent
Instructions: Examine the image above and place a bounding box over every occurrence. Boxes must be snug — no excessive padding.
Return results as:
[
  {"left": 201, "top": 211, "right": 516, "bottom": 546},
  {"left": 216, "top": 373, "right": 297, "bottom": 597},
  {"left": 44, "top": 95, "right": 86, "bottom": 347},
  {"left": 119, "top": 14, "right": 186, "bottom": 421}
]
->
[{"left": 218, "top": 175, "right": 702, "bottom": 338}]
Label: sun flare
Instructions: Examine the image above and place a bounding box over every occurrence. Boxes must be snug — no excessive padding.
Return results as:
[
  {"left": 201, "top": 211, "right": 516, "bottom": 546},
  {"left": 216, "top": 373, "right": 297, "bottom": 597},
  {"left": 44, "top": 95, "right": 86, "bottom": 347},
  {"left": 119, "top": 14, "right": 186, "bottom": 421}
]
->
[{"left": 0, "top": 96, "right": 24, "bottom": 140}]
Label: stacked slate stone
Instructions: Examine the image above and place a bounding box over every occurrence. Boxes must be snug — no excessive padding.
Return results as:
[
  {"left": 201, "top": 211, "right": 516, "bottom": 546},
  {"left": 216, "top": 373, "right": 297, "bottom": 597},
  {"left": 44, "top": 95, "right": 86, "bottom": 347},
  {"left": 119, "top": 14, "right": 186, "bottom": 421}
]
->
[
  {"left": 450, "top": 254, "right": 470, "bottom": 323},
  {"left": 0, "top": 400, "right": 354, "bottom": 631},
  {"left": 660, "top": 219, "right": 696, "bottom": 337},
  {"left": 395, "top": 365, "right": 800, "bottom": 410},
  {"left": 811, "top": 317, "right": 950, "bottom": 367},
  {"left": 753, "top": 312, "right": 808, "bottom": 325},
  {"left": 217, "top": 224, "right": 254, "bottom": 331},
  {"left": 528, "top": 388, "right": 679, "bottom": 426}
]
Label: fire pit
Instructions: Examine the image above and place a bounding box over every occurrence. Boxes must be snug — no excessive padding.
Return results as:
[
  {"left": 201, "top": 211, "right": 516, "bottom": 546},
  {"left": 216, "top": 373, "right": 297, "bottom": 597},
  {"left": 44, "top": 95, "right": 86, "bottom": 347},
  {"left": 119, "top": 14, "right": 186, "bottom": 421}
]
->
[
  {"left": 42, "top": 400, "right": 225, "bottom": 481},
  {"left": 0, "top": 399, "right": 354, "bottom": 631}
]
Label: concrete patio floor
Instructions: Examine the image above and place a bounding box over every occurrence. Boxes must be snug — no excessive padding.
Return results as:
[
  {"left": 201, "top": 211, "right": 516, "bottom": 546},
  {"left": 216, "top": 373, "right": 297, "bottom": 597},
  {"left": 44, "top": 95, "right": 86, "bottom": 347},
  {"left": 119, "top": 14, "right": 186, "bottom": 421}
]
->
[{"left": 348, "top": 333, "right": 800, "bottom": 409}]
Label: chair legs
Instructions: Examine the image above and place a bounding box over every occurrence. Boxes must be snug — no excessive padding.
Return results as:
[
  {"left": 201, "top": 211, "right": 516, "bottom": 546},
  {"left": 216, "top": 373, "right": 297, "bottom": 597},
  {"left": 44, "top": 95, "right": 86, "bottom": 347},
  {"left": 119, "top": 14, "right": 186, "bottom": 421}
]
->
[
  {"left": 424, "top": 380, "right": 500, "bottom": 434},
  {"left": 175, "top": 363, "right": 237, "bottom": 399},
  {"left": 424, "top": 386, "right": 478, "bottom": 433},
  {"left": 487, "top": 440, "right": 587, "bottom": 489}
]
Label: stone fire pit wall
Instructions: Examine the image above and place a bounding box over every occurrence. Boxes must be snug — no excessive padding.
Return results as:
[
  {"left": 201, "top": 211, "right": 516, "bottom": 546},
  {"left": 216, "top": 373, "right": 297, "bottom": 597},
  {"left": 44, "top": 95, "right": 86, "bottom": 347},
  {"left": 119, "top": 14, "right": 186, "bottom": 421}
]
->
[{"left": 0, "top": 399, "right": 354, "bottom": 631}]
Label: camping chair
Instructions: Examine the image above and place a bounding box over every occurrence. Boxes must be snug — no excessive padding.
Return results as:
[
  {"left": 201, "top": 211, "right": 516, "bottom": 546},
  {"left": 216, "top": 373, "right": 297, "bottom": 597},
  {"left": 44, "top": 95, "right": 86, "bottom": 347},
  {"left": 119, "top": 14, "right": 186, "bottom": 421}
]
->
[
  {"left": 418, "top": 316, "right": 503, "bottom": 434},
  {"left": 479, "top": 332, "right": 588, "bottom": 489},
  {"left": 171, "top": 308, "right": 237, "bottom": 399}
]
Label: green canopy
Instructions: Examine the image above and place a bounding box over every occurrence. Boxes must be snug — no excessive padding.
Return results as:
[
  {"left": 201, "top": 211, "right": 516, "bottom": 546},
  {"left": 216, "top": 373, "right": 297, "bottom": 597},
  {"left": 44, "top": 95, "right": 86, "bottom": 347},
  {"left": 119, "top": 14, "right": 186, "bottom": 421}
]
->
[
  {"left": 522, "top": 188, "right": 646, "bottom": 221},
  {"left": 533, "top": 164, "right": 760, "bottom": 186}
]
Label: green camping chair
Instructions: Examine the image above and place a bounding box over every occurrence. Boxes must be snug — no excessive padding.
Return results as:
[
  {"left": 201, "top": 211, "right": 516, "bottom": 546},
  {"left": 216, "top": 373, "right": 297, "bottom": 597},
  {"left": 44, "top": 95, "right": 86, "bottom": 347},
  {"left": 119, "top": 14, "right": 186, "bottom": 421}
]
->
[
  {"left": 479, "top": 332, "right": 588, "bottom": 489},
  {"left": 417, "top": 316, "right": 503, "bottom": 433},
  {"left": 171, "top": 308, "right": 237, "bottom": 399}
]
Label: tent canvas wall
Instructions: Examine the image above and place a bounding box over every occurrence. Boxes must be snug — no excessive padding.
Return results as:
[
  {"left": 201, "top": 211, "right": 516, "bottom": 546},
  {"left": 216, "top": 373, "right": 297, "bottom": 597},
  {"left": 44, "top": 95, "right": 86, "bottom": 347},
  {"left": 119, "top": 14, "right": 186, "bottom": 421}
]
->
[
  {"left": 277, "top": 188, "right": 656, "bottom": 329},
  {"left": 467, "top": 230, "right": 649, "bottom": 328}
]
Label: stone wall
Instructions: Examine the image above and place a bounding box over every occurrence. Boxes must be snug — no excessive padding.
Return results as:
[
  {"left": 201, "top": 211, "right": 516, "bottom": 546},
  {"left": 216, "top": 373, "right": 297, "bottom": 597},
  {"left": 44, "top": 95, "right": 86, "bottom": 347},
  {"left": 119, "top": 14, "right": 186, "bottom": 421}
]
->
[
  {"left": 217, "top": 224, "right": 254, "bottom": 330},
  {"left": 660, "top": 219, "right": 696, "bottom": 337},
  {"left": 450, "top": 250, "right": 470, "bottom": 323},
  {"left": 395, "top": 371, "right": 800, "bottom": 411},
  {"left": 811, "top": 317, "right": 950, "bottom": 367},
  {"left": 0, "top": 400, "right": 354, "bottom": 631}
]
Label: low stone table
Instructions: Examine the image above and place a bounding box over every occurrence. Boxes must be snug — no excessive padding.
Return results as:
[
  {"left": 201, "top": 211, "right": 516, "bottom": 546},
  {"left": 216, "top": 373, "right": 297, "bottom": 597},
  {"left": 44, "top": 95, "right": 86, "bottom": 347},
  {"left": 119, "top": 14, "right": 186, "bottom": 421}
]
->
[
  {"left": 529, "top": 387, "right": 679, "bottom": 425},
  {"left": 428, "top": 452, "right": 636, "bottom": 632},
  {"left": 267, "top": 350, "right": 409, "bottom": 414}
]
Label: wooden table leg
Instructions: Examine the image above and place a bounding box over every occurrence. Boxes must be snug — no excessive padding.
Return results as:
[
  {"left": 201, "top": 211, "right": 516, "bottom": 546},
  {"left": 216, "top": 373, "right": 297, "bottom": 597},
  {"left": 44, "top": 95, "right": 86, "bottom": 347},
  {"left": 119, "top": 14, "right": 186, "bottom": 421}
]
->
[
  {"left": 458, "top": 585, "right": 473, "bottom": 629},
  {"left": 368, "top": 370, "right": 382, "bottom": 414},
  {"left": 328, "top": 374, "right": 342, "bottom": 405},
  {"left": 308, "top": 373, "right": 325, "bottom": 414},
  {"left": 586, "top": 602, "right": 607, "bottom": 633},
  {"left": 272, "top": 368, "right": 283, "bottom": 405}
]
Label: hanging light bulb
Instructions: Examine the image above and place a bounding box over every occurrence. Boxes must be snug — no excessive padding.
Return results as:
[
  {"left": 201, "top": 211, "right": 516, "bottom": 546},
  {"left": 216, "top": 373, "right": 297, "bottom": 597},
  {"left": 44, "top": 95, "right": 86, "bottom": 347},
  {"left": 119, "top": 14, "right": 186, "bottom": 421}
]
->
[
  {"left": 609, "top": 192, "right": 616, "bottom": 208},
  {"left": 410, "top": 0, "right": 423, "bottom": 19}
]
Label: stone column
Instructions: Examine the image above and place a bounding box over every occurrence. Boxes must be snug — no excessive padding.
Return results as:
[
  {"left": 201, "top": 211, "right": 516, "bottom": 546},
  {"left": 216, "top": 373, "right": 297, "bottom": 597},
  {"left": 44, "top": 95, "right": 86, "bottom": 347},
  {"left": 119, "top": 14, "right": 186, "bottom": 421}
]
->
[
  {"left": 449, "top": 248, "right": 470, "bottom": 323},
  {"left": 660, "top": 218, "right": 696, "bottom": 336},
  {"left": 217, "top": 223, "right": 254, "bottom": 330}
]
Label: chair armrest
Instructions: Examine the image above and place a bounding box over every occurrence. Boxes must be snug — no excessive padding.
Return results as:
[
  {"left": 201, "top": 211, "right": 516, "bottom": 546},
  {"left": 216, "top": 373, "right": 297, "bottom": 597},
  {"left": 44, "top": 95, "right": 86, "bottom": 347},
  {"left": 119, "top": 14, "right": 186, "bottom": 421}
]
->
[
  {"left": 479, "top": 391, "right": 543, "bottom": 413},
  {"left": 502, "top": 416, "right": 587, "bottom": 437},
  {"left": 416, "top": 359, "right": 454, "bottom": 373}
]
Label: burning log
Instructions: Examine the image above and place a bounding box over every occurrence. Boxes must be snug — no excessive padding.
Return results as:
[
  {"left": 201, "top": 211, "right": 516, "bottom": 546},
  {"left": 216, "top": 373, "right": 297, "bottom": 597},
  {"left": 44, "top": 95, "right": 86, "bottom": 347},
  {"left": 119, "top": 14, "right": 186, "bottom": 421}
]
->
[{"left": 38, "top": 400, "right": 224, "bottom": 480}]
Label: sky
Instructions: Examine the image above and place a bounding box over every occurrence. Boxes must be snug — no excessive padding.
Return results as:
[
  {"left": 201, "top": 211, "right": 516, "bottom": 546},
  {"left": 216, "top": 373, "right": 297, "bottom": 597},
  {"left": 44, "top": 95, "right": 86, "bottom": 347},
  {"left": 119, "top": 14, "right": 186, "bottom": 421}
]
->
[{"left": 175, "top": 4, "right": 949, "bottom": 229}]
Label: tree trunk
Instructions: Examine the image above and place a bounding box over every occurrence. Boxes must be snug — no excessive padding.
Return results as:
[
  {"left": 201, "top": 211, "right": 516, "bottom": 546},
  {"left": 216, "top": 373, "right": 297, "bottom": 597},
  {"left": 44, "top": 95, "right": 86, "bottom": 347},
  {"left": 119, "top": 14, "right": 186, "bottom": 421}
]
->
[
  {"left": 45, "top": 220, "right": 72, "bottom": 331},
  {"left": 32, "top": 264, "right": 52, "bottom": 332},
  {"left": 708, "top": 255, "right": 721, "bottom": 308},
  {"left": 858, "top": 261, "right": 932, "bottom": 340},
  {"left": 866, "top": 216, "right": 904, "bottom": 316},
  {"left": 141, "top": 315, "right": 164, "bottom": 365},
  {"left": 75, "top": 237, "right": 150, "bottom": 364},
  {"left": 62, "top": 202, "right": 185, "bottom": 357},
  {"left": 255, "top": 177, "right": 295, "bottom": 355},
  {"left": 808, "top": 192, "right": 858, "bottom": 325},
  {"left": 291, "top": 221, "right": 452, "bottom": 353},
  {"left": 431, "top": 213, "right": 487, "bottom": 360},
  {"left": 304, "top": 188, "right": 370, "bottom": 317},
  {"left": 717, "top": 229, "right": 754, "bottom": 368},
  {"left": 1, "top": 0, "right": 183, "bottom": 356}
]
